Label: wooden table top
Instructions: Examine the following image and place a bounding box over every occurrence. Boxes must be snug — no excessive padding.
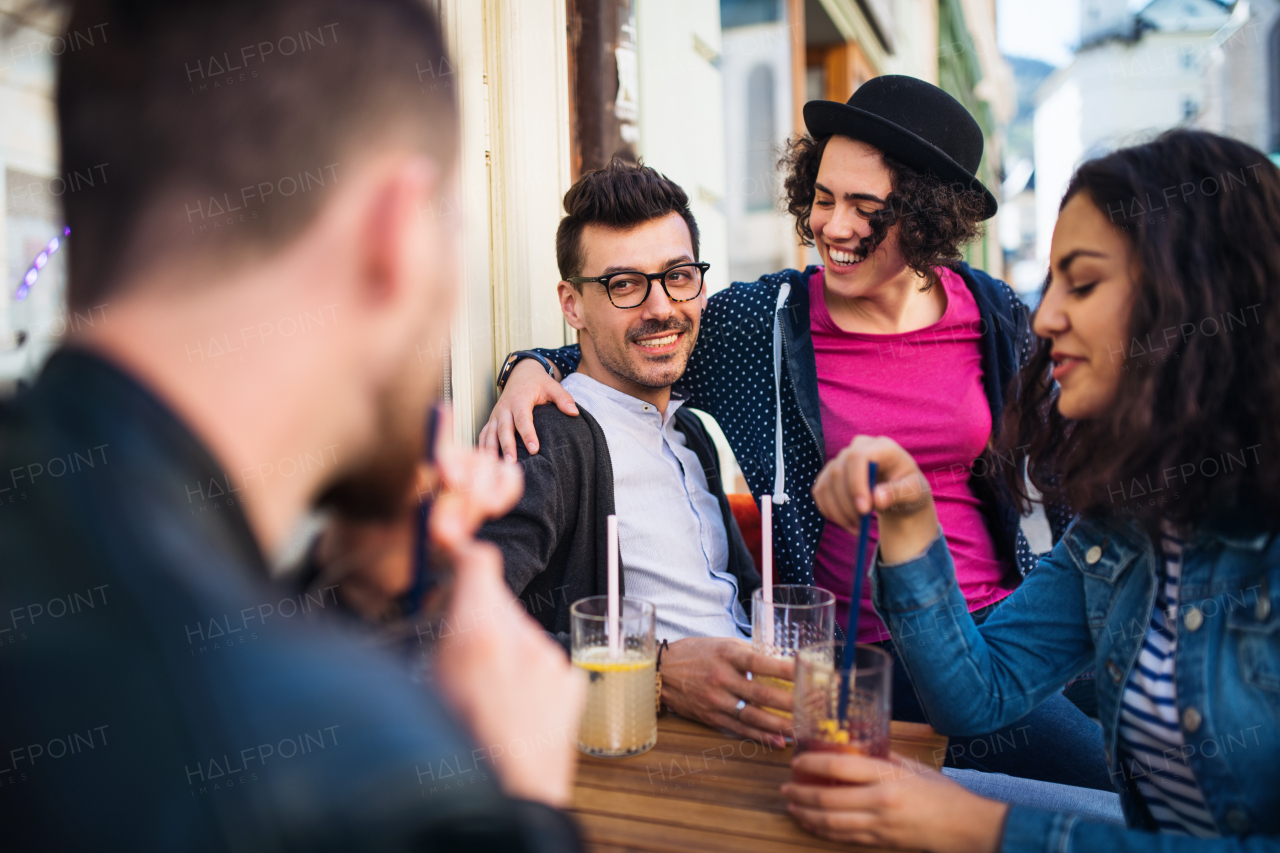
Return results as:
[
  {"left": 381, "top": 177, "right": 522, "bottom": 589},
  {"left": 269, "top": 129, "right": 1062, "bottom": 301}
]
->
[{"left": 570, "top": 715, "right": 948, "bottom": 853}]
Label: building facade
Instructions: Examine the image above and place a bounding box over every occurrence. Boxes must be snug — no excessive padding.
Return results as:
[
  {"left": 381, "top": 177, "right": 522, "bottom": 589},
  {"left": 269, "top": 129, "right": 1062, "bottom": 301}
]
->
[{"left": 1033, "top": 0, "right": 1278, "bottom": 270}]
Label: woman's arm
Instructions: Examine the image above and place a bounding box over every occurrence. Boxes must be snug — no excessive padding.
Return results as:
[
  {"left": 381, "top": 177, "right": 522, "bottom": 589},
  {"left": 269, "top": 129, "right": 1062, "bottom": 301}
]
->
[
  {"left": 813, "top": 435, "right": 1093, "bottom": 736},
  {"left": 1003, "top": 807, "right": 1280, "bottom": 853},
  {"left": 479, "top": 281, "right": 746, "bottom": 460},
  {"left": 479, "top": 352, "right": 580, "bottom": 461},
  {"left": 875, "top": 530, "right": 1094, "bottom": 735}
]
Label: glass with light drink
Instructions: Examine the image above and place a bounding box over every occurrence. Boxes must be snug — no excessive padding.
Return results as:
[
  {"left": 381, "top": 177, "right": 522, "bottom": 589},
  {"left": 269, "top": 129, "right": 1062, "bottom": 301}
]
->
[
  {"left": 571, "top": 596, "right": 657, "bottom": 757},
  {"left": 792, "top": 640, "right": 892, "bottom": 784},
  {"left": 750, "top": 585, "right": 836, "bottom": 718}
]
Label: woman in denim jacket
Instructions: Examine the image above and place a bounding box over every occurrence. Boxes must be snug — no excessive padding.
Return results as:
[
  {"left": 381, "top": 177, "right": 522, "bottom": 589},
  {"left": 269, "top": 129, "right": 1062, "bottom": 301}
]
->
[{"left": 799, "top": 130, "right": 1280, "bottom": 852}]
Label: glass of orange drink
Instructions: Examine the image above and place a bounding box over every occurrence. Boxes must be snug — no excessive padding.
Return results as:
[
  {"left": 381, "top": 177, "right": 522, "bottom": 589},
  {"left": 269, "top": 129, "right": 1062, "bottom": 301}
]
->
[
  {"left": 750, "top": 585, "right": 835, "bottom": 718},
  {"left": 570, "top": 596, "right": 657, "bottom": 757}
]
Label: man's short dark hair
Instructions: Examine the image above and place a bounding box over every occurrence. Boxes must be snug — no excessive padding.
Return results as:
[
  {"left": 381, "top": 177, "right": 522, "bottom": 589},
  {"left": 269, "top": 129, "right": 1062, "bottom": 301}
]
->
[
  {"left": 555, "top": 159, "right": 700, "bottom": 282},
  {"left": 58, "top": 0, "right": 457, "bottom": 310}
]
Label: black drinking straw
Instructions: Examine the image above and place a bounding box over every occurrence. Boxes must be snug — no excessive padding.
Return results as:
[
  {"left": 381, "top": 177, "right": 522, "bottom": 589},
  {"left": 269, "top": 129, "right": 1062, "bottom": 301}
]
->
[
  {"left": 838, "top": 461, "right": 877, "bottom": 721},
  {"left": 404, "top": 405, "right": 443, "bottom": 616}
]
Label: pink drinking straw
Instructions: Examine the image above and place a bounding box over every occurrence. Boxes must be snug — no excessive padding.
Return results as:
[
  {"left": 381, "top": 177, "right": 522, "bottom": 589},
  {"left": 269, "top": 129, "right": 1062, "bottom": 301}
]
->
[
  {"left": 761, "top": 495, "right": 775, "bottom": 648},
  {"left": 607, "top": 514, "right": 621, "bottom": 658}
]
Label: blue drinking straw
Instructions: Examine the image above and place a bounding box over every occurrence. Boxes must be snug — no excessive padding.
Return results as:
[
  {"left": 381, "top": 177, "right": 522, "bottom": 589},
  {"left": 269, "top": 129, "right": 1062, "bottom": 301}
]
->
[
  {"left": 404, "top": 405, "right": 443, "bottom": 616},
  {"left": 838, "top": 461, "right": 877, "bottom": 720}
]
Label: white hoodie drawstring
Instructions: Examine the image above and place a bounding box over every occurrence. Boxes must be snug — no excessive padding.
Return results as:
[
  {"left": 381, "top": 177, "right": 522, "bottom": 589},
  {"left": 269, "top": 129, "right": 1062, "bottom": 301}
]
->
[{"left": 771, "top": 282, "right": 791, "bottom": 505}]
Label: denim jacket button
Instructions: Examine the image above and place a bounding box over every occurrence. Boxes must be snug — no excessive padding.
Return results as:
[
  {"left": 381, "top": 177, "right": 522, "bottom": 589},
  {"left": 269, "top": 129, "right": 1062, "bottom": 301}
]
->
[
  {"left": 1182, "top": 706, "right": 1202, "bottom": 733},
  {"left": 1107, "top": 661, "right": 1124, "bottom": 683},
  {"left": 1226, "top": 810, "right": 1250, "bottom": 833},
  {"left": 1183, "top": 607, "right": 1204, "bottom": 632},
  {"left": 1085, "top": 545, "right": 1102, "bottom": 565},
  {"left": 1258, "top": 596, "right": 1272, "bottom": 621}
]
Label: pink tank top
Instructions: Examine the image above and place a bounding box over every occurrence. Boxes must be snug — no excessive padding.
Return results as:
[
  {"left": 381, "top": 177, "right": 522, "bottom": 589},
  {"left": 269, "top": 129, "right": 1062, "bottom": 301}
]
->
[{"left": 809, "top": 266, "right": 1016, "bottom": 642}]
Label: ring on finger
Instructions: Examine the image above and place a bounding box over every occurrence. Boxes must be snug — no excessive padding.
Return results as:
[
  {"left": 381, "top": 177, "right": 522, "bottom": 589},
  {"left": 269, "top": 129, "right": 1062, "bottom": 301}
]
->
[{"left": 733, "top": 699, "right": 748, "bottom": 719}]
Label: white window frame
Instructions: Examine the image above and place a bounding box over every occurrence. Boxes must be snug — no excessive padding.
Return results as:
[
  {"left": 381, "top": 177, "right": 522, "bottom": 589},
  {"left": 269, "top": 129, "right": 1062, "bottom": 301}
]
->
[{"left": 434, "top": 0, "right": 574, "bottom": 444}]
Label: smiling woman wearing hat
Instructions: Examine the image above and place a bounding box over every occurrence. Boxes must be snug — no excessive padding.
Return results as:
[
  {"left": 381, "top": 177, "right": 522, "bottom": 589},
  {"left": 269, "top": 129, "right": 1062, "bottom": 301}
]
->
[{"left": 482, "top": 75, "right": 1108, "bottom": 791}]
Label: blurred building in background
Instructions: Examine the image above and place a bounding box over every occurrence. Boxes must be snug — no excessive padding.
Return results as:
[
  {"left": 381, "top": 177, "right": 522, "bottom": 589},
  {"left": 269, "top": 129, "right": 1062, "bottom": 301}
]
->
[
  {"left": 999, "top": 54, "right": 1053, "bottom": 297},
  {"left": 1032, "top": 0, "right": 1279, "bottom": 282},
  {"left": 1, "top": 3, "right": 70, "bottom": 389}
]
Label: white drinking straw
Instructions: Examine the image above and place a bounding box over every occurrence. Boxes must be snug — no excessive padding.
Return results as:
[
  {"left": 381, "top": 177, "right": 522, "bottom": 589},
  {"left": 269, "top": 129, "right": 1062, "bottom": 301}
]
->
[
  {"left": 607, "top": 513, "right": 621, "bottom": 659},
  {"left": 761, "top": 495, "right": 775, "bottom": 648}
]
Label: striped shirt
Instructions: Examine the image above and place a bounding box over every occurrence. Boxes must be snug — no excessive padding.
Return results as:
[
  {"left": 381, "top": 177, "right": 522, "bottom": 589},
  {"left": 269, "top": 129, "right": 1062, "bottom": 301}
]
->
[{"left": 1117, "top": 524, "right": 1219, "bottom": 837}]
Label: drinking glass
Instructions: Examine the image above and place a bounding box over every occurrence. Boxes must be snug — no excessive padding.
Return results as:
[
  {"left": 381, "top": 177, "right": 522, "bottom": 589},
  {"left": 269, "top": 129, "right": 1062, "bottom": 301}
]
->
[
  {"left": 570, "top": 596, "right": 657, "bottom": 757},
  {"left": 750, "top": 585, "right": 836, "bottom": 717},
  {"left": 792, "top": 641, "right": 892, "bottom": 783}
]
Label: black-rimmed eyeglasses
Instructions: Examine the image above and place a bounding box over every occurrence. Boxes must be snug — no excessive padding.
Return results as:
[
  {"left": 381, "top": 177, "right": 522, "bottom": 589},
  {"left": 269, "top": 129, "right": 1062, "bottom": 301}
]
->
[{"left": 567, "top": 262, "right": 709, "bottom": 309}]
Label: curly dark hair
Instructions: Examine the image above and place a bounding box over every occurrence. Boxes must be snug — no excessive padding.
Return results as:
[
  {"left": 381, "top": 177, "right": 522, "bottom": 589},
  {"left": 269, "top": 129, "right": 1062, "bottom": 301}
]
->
[
  {"left": 780, "top": 134, "right": 988, "bottom": 287},
  {"left": 998, "top": 129, "right": 1280, "bottom": 527}
]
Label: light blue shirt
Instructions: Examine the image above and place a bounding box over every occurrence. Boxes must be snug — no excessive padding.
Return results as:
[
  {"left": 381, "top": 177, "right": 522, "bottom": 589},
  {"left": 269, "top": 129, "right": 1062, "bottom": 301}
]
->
[{"left": 562, "top": 373, "right": 750, "bottom": 642}]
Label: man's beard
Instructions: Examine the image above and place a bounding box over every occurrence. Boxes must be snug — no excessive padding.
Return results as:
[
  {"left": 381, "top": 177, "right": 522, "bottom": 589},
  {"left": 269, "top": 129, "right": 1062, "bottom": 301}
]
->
[
  {"left": 316, "top": 379, "right": 424, "bottom": 522},
  {"left": 593, "top": 315, "right": 696, "bottom": 390}
]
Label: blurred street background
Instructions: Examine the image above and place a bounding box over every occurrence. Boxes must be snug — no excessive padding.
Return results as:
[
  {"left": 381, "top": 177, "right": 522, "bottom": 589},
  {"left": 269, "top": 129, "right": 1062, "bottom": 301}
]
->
[{"left": 3, "top": 0, "right": 1275, "bottom": 463}]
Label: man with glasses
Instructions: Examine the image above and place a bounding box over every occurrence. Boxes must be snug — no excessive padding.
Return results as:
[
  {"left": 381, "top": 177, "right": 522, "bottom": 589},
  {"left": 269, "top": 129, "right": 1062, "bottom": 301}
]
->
[{"left": 480, "top": 160, "right": 794, "bottom": 746}]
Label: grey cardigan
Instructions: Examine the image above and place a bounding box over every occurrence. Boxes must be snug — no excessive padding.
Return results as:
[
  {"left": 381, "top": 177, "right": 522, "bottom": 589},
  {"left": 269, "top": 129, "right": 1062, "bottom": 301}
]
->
[{"left": 479, "top": 403, "right": 760, "bottom": 646}]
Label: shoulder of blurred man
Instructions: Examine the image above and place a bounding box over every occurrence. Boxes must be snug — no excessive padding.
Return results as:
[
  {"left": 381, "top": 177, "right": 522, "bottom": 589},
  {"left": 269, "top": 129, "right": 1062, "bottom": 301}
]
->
[{"left": 0, "top": 350, "right": 576, "bottom": 851}]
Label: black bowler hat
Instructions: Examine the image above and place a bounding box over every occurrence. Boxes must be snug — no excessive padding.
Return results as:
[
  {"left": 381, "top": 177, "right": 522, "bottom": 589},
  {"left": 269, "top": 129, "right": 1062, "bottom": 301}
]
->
[{"left": 803, "top": 75, "right": 998, "bottom": 219}]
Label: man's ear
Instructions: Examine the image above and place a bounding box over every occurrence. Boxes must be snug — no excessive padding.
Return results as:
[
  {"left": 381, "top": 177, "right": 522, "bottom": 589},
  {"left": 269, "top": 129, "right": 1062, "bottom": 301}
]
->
[
  {"left": 557, "top": 281, "right": 587, "bottom": 331},
  {"left": 362, "top": 156, "right": 442, "bottom": 309}
]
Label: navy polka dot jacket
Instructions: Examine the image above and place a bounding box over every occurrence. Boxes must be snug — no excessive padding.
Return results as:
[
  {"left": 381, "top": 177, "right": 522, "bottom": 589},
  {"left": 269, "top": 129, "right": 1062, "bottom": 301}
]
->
[{"left": 535, "top": 263, "right": 1069, "bottom": 587}]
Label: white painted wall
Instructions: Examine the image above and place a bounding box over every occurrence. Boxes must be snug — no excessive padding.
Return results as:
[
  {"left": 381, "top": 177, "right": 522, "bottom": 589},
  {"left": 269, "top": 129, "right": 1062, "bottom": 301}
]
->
[
  {"left": 720, "top": 20, "right": 795, "bottom": 285},
  {"left": 884, "top": 0, "right": 940, "bottom": 84},
  {"left": 0, "top": 11, "right": 67, "bottom": 386},
  {"left": 434, "top": 0, "right": 574, "bottom": 442},
  {"left": 637, "top": 0, "right": 729, "bottom": 296}
]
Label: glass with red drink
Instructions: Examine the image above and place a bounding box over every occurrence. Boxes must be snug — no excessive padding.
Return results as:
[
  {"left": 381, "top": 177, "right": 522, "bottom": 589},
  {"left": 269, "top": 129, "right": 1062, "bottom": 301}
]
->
[{"left": 792, "top": 641, "right": 891, "bottom": 785}]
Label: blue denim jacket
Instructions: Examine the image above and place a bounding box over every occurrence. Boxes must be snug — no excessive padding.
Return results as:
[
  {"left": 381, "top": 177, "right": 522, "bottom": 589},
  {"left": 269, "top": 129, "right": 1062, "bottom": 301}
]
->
[{"left": 872, "top": 512, "right": 1280, "bottom": 852}]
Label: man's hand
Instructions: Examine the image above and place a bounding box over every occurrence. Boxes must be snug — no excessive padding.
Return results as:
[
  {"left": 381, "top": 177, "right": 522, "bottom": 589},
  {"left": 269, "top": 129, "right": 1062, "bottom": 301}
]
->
[
  {"left": 477, "top": 358, "right": 576, "bottom": 461},
  {"left": 429, "top": 413, "right": 584, "bottom": 808},
  {"left": 812, "top": 435, "right": 940, "bottom": 565},
  {"left": 312, "top": 407, "right": 583, "bottom": 808},
  {"left": 659, "top": 637, "right": 795, "bottom": 748},
  {"left": 783, "top": 750, "right": 1008, "bottom": 853},
  {"left": 432, "top": 539, "right": 585, "bottom": 808},
  {"left": 314, "top": 408, "right": 523, "bottom": 620},
  {"left": 429, "top": 422, "right": 523, "bottom": 551}
]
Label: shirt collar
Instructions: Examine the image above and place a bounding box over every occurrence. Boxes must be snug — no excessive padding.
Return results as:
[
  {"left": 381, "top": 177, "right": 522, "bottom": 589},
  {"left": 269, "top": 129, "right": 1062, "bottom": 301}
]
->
[{"left": 565, "top": 373, "right": 684, "bottom": 426}]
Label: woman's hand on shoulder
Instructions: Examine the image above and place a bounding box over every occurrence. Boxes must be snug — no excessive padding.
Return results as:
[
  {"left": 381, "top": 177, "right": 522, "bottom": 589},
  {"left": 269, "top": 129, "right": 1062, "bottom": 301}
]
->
[{"left": 478, "top": 359, "right": 575, "bottom": 461}]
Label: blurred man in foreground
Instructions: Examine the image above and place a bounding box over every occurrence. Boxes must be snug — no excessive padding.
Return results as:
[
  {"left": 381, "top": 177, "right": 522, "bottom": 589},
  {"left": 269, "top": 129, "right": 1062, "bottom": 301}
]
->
[{"left": 0, "top": 0, "right": 583, "bottom": 849}]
